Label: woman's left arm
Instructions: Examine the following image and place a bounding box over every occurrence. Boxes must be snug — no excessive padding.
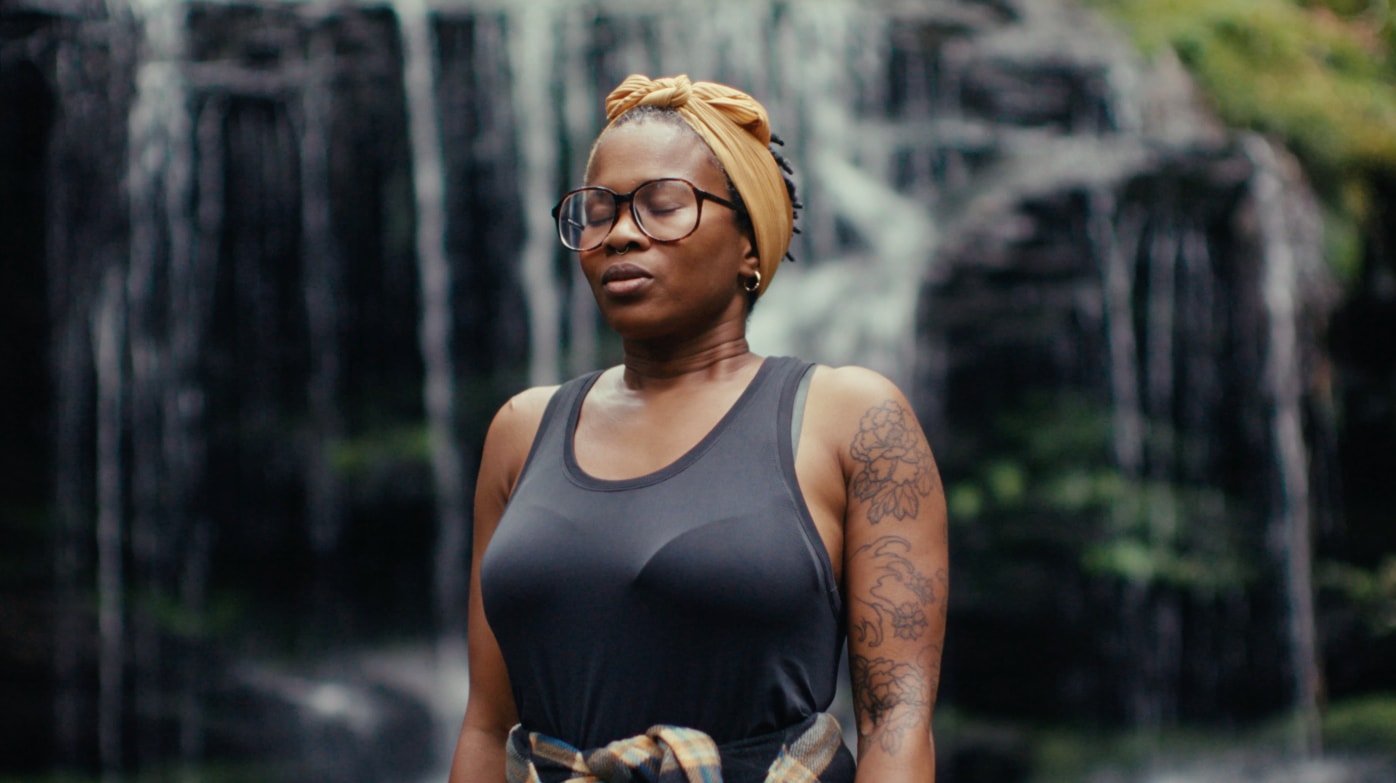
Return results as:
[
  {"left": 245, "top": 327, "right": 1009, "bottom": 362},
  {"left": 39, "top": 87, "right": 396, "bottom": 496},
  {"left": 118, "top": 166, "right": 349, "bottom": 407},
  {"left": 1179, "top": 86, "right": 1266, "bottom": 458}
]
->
[{"left": 820, "top": 367, "right": 948, "bottom": 782}]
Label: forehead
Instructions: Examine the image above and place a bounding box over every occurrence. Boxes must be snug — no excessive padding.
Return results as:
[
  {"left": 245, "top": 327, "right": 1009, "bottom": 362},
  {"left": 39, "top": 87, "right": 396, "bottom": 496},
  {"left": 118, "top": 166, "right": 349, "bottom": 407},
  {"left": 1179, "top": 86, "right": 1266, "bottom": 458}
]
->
[{"left": 586, "top": 120, "right": 726, "bottom": 192}]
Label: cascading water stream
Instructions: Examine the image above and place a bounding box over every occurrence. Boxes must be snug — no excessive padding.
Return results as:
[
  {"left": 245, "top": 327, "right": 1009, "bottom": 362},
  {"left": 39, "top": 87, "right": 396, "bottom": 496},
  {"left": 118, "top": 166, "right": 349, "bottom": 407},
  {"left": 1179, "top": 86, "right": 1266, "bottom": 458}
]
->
[
  {"left": 395, "top": 0, "right": 470, "bottom": 654},
  {"left": 507, "top": 2, "right": 563, "bottom": 387},
  {"left": 157, "top": 12, "right": 213, "bottom": 773},
  {"left": 126, "top": 0, "right": 197, "bottom": 773},
  {"left": 1245, "top": 133, "right": 1323, "bottom": 756},
  {"left": 556, "top": 9, "right": 600, "bottom": 379},
  {"left": 1094, "top": 193, "right": 1145, "bottom": 477},
  {"left": 91, "top": 266, "right": 125, "bottom": 779},
  {"left": 300, "top": 16, "right": 348, "bottom": 562},
  {"left": 1141, "top": 211, "right": 1182, "bottom": 733}
]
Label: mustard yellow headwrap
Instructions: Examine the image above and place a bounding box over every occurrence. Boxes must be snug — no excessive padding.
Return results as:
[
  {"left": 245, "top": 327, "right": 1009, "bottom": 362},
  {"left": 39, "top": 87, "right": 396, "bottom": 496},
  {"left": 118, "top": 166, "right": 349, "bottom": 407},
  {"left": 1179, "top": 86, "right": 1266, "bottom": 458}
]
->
[{"left": 602, "top": 74, "right": 792, "bottom": 298}]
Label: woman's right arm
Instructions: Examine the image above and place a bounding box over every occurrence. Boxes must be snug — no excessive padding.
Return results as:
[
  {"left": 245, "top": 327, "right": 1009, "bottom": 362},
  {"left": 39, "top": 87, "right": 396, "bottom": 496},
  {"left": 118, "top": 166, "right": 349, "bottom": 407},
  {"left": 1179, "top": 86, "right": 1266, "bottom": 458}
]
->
[{"left": 449, "top": 387, "right": 556, "bottom": 783}]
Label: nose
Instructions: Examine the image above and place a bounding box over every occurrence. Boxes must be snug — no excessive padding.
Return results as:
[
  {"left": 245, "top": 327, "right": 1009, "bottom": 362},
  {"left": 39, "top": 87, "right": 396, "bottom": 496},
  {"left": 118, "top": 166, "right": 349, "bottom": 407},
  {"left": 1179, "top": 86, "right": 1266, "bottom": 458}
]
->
[{"left": 604, "top": 201, "right": 648, "bottom": 252}]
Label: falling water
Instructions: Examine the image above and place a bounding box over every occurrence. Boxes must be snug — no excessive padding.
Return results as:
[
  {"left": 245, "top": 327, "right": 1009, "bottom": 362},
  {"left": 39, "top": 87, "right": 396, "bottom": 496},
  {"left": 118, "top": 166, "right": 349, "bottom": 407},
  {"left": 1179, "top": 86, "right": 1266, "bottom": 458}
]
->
[
  {"left": 556, "top": 9, "right": 600, "bottom": 378},
  {"left": 396, "top": 0, "right": 470, "bottom": 652},
  {"left": 1095, "top": 193, "right": 1145, "bottom": 476},
  {"left": 301, "top": 13, "right": 348, "bottom": 560},
  {"left": 1141, "top": 209, "right": 1181, "bottom": 733},
  {"left": 45, "top": 0, "right": 137, "bottom": 763},
  {"left": 506, "top": 2, "right": 564, "bottom": 386},
  {"left": 1245, "top": 133, "right": 1324, "bottom": 755},
  {"left": 91, "top": 266, "right": 125, "bottom": 778},
  {"left": 127, "top": 0, "right": 197, "bottom": 772}
]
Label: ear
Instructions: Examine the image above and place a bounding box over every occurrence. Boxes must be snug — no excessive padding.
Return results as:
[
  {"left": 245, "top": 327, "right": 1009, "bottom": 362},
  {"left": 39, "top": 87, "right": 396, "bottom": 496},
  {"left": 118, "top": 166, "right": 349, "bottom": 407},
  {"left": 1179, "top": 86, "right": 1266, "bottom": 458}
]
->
[{"left": 739, "top": 233, "right": 759, "bottom": 276}]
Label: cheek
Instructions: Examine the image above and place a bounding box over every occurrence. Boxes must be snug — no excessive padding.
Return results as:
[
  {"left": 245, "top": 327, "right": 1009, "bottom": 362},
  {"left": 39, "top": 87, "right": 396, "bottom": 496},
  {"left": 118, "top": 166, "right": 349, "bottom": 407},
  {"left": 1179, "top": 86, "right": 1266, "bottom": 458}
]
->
[
  {"left": 576, "top": 250, "right": 606, "bottom": 283},
  {"left": 696, "top": 226, "right": 749, "bottom": 274}
]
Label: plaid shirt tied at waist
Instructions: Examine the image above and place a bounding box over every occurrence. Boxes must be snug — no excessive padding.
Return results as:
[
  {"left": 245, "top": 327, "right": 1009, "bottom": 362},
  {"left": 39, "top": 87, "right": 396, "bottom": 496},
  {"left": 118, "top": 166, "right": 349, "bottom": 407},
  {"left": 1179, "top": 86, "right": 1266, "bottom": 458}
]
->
[{"left": 505, "top": 712, "right": 846, "bottom": 783}]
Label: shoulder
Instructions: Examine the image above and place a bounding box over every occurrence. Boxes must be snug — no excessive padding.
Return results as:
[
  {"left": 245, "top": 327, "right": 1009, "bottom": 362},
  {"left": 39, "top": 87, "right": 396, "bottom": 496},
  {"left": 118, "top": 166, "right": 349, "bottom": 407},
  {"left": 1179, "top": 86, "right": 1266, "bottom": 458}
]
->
[
  {"left": 492, "top": 384, "right": 561, "bottom": 433},
  {"left": 802, "top": 364, "right": 930, "bottom": 464},
  {"left": 806, "top": 364, "right": 919, "bottom": 435},
  {"left": 479, "top": 384, "right": 561, "bottom": 491},
  {"left": 806, "top": 364, "right": 907, "bottom": 410}
]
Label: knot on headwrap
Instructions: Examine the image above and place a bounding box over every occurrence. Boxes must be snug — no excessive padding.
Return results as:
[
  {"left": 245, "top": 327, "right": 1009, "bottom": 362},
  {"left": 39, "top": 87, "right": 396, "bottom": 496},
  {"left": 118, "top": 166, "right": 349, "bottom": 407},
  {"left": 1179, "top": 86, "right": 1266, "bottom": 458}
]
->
[
  {"left": 606, "top": 74, "right": 772, "bottom": 146},
  {"left": 607, "top": 74, "right": 694, "bottom": 115},
  {"left": 602, "top": 74, "right": 791, "bottom": 298}
]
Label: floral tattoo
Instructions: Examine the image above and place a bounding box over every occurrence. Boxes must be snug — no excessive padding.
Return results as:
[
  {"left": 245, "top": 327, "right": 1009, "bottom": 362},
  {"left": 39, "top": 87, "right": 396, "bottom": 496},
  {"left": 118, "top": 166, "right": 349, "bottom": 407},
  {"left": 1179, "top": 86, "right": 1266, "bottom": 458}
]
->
[
  {"left": 850, "top": 653, "right": 936, "bottom": 755},
  {"left": 848, "top": 536, "right": 946, "bottom": 648},
  {"left": 846, "top": 402, "right": 945, "bottom": 756},
  {"left": 849, "top": 400, "right": 937, "bottom": 524}
]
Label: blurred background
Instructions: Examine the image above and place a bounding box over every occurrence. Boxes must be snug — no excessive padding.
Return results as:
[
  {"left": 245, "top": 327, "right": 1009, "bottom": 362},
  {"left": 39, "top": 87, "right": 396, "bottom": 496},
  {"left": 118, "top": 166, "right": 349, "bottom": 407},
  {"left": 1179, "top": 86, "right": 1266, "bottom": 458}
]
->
[{"left": 2, "top": 0, "right": 1394, "bottom": 780}]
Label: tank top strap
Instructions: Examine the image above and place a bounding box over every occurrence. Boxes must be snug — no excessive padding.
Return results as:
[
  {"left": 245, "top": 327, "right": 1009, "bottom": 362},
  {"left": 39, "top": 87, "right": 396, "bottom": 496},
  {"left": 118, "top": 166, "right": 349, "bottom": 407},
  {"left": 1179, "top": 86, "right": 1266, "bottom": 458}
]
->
[
  {"left": 726, "top": 357, "right": 841, "bottom": 614},
  {"left": 725, "top": 355, "right": 816, "bottom": 461},
  {"left": 516, "top": 370, "right": 604, "bottom": 482}
]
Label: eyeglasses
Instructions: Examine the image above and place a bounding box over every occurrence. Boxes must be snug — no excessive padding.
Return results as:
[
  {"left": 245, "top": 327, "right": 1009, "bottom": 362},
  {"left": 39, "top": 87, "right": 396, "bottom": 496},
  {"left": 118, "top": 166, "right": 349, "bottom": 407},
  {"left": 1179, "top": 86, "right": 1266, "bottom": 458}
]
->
[{"left": 551, "top": 178, "right": 739, "bottom": 252}]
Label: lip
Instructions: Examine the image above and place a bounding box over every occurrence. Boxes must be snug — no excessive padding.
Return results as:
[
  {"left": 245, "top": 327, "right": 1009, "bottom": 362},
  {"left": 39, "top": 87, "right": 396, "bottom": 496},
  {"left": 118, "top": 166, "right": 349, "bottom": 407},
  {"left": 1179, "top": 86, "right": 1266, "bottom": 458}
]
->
[
  {"left": 600, "top": 262, "right": 653, "bottom": 295},
  {"left": 601, "top": 262, "right": 651, "bottom": 284}
]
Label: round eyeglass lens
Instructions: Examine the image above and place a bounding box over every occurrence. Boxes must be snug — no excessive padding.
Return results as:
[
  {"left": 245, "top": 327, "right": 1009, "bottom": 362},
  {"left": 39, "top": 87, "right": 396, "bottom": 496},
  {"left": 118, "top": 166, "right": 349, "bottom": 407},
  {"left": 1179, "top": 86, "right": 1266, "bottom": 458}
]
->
[
  {"left": 556, "top": 189, "right": 616, "bottom": 251},
  {"left": 632, "top": 180, "right": 699, "bottom": 241}
]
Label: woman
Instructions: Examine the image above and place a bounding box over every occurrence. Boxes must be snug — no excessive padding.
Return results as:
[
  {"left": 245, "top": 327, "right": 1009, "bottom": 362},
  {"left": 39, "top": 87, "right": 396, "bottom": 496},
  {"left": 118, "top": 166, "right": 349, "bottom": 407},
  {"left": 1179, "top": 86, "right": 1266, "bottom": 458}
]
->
[{"left": 450, "top": 74, "right": 948, "bottom": 783}]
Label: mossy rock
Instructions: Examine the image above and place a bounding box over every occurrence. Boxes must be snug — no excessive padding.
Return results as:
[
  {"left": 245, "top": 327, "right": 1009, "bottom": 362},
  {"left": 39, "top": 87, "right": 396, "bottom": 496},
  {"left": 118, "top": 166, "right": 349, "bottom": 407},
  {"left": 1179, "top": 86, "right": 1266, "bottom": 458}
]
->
[{"left": 1088, "top": 0, "right": 1396, "bottom": 179}]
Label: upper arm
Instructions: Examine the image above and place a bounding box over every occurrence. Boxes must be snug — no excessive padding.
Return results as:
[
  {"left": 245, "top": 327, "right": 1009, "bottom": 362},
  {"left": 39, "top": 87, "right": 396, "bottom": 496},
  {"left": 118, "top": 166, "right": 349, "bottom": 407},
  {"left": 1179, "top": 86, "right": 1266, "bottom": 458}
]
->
[
  {"left": 454, "top": 386, "right": 556, "bottom": 777},
  {"left": 818, "top": 367, "right": 947, "bottom": 775}
]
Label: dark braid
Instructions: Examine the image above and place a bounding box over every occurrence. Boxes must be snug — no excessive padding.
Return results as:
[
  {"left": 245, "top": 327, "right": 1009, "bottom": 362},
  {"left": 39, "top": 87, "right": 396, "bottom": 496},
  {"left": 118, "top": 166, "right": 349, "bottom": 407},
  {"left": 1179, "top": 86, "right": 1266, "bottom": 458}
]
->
[{"left": 770, "top": 133, "right": 802, "bottom": 263}]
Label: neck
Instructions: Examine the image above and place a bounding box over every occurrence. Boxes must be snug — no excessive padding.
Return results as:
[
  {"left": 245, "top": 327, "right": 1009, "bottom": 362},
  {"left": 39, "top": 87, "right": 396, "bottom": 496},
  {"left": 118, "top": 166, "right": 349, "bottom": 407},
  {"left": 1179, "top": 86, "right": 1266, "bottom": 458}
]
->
[{"left": 618, "top": 334, "right": 758, "bottom": 389}]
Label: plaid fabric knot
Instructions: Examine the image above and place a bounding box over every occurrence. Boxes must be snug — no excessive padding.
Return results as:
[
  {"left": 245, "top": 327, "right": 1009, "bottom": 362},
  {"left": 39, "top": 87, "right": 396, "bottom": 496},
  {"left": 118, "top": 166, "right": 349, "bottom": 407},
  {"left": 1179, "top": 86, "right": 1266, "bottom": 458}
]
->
[{"left": 506, "top": 712, "right": 844, "bottom": 783}]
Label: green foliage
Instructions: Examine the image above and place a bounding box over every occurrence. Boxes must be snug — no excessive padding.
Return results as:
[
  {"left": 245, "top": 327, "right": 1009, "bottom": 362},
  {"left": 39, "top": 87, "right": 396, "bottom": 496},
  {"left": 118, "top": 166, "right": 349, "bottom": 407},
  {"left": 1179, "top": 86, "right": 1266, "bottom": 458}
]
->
[
  {"left": 1089, "top": 0, "right": 1396, "bottom": 178},
  {"left": 1322, "top": 692, "right": 1396, "bottom": 750},
  {"left": 1083, "top": 532, "right": 1255, "bottom": 592},
  {"left": 328, "top": 424, "right": 431, "bottom": 478},
  {"left": 134, "top": 587, "right": 246, "bottom": 640},
  {"left": 1323, "top": 197, "right": 1367, "bottom": 280},
  {"left": 955, "top": 393, "right": 1256, "bottom": 594},
  {"left": 1318, "top": 555, "right": 1396, "bottom": 635},
  {"left": 1028, "top": 721, "right": 1242, "bottom": 783},
  {"left": 1082, "top": 474, "right": 1253, "bottom": 592}
]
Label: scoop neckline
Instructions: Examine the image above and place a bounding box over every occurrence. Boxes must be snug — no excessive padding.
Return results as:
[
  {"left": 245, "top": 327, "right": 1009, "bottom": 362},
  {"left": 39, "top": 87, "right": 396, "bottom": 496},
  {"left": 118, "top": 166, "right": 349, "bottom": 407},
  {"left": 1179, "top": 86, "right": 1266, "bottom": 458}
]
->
[{"left": 562, "top": 357, "right": 775, "bottom": 491}]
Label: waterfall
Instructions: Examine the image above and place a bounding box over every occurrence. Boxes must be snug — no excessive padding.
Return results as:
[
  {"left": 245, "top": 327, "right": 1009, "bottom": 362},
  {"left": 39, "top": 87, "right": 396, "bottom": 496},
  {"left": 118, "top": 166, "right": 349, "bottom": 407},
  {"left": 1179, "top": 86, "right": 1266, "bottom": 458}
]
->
[
  {"left": 300, "top": 16, "right": 348, "bottom": 560},
  {"left": 11, "top": 0, "right": 1349, "bottom": 778},
  {"left": 52, "top": 299, "right": 90, "bottom": 768},
  {"left": 1244, "top": 133, "right": 1323, "bottom": 756},
  {"left": 557, "top": 10, "right": 600, "bottom": 378},
  {"left": 396, "top": 0, "right": 471, "bottom": 651},
  {"left": 1095, "top": 193, "right": 1145, "bottom": 477},
  {"left": 160, "top": 13, "right": 213, "bottom": 772},
  {"left": 507, "top": 3, "right": 563, "bottom": 386},
  {"left": 46, "top": 0, "right": 136, "bottom": 763},
  {"left": 748, "top": 5, "right": 936, "bottom": 386},
  {"left": 1142, "top": 209, "right": 1182, "bottom": 733},
  {"left": 126, "top": 0, "right": 194, "bottom": 772},
  {"left": 91, "top": 266, "right": 126, "bottom": 778}
]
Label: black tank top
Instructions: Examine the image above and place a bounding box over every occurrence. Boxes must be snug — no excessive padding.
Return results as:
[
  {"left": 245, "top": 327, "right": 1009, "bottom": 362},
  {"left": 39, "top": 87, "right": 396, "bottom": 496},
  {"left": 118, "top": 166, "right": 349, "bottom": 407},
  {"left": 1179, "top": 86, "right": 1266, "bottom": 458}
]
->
[{"left": 480, "top": 356, "right": 845, "bottom": 750}]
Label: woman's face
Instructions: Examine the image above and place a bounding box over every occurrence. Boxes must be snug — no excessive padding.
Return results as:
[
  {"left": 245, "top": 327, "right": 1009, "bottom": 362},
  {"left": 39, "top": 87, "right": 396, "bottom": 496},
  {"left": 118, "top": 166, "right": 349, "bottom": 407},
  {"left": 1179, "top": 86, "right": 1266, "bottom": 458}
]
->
[{"left": 578, "top": 119, "right": 756, "bottom": 342}]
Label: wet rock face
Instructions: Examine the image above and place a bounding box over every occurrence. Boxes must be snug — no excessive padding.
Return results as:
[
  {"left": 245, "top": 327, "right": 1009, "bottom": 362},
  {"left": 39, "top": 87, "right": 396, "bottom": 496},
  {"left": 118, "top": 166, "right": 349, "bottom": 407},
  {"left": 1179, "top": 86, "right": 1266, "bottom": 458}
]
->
[{"left": 910, "top": 3, "right": 1334, "bottom": 725}]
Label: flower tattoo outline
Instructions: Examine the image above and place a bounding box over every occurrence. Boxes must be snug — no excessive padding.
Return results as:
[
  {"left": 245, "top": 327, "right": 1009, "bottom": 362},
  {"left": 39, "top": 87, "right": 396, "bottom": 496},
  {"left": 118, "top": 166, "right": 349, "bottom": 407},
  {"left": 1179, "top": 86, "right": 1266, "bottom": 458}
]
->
[{"left": 849, "top": 400, "right": 937, "bottom": 524}]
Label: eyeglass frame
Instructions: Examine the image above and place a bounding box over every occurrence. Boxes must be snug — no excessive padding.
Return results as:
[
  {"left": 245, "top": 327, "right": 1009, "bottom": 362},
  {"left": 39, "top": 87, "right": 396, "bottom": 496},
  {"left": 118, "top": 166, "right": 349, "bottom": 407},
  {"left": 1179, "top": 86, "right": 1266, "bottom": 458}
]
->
[{"left": 550, "top": 177, "right": 741, "bottom": 252}]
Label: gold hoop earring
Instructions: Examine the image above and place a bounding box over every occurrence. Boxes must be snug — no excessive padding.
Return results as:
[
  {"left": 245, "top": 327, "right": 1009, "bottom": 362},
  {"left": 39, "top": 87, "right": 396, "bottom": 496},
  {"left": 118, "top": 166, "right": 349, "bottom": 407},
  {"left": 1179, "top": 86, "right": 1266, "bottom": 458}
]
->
[{"left": 743, "top": 271, "right": 761, "bottom": 293}]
